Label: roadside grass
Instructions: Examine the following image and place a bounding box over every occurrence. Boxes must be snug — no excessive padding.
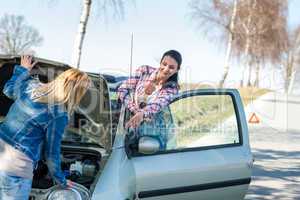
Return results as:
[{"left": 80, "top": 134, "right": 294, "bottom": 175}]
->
[
  {"left": 173, "top": 85, "right": 270, "bottom": 147},
  {"left": 238, "top": 87, "right": 271, "bottom": 106},
  {"left": 180, "top": 83, "right": 271, "bottom": 106}
]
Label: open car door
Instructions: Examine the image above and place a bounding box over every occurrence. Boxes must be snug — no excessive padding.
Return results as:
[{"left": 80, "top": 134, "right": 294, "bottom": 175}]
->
[{"left": 130, "top": 89, "right": 253, "bottom": 200}]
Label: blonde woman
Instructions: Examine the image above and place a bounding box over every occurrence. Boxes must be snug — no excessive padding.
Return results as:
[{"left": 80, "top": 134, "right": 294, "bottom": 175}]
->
[{"left": 0, "top": 55, "right": 91, "bottom": 200}]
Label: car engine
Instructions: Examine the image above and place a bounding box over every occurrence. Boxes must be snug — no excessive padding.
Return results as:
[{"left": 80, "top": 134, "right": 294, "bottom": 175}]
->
[{"left": 29, "top": 147, "right": 102, "bottom": 200}]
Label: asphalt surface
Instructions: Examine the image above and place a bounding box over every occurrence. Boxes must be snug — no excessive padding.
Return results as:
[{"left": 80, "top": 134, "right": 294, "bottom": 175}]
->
[{"left": 244, "top": 124, "right": 300, "bottom": 200}]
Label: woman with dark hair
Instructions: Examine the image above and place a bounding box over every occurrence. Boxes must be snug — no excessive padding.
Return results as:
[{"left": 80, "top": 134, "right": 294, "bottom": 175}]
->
[{"left": 118, "top": 50, "right": 182, "bottom": 149}]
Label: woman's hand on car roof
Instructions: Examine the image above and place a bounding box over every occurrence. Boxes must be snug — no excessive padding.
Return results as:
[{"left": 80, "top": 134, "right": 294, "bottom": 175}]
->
[{"left": 21, "top": 55, "right": 38, "bottom": 71}]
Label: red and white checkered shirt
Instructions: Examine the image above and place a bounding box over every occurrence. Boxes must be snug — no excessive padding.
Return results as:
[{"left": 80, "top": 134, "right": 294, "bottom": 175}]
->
[{"left": 117, "top": 65, "right": 179, "bottom": 119}]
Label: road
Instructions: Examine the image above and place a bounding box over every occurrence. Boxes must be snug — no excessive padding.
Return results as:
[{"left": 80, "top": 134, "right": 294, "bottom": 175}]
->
[
  {"left": 245, "top": 124, "right": 300, "bottom": 200},
  {"left": 244, "top": 92, "right": 300, "bottom": 200}
]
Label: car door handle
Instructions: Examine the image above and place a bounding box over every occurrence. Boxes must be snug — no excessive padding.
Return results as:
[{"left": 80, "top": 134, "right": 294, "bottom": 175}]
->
[{"left": 247, "top": 157, "right": 255, "bottom": 168}]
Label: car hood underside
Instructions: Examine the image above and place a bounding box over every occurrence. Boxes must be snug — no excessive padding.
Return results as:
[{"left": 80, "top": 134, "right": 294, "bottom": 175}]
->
[{"left": 0, "top": 55, "right": 112, "bottom": 150}]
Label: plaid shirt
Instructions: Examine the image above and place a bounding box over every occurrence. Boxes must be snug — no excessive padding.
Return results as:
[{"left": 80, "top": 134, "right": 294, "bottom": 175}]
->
[{"left": 117, "top": 65, "right": 178, "bottom": 119}]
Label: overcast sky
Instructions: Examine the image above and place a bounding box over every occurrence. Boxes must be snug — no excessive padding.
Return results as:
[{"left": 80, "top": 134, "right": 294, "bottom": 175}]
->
[{"left": 2, "top": 0, "right": 300, "bottom": 88}]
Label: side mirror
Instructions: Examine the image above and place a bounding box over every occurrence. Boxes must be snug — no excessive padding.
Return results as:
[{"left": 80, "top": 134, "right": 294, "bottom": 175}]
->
[{"left": 138, "top": 136, "right": 160, "bottom": 154}]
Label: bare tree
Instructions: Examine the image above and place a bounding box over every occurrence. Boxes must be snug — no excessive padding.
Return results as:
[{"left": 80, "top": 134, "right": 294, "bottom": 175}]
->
[
  {"left": 72, "top": 0, "right": 92, "bottom": 68},
  {"left": 252, "top": 0, "right": 287, "bottom": 87},
  {"left": 235, "top": 0, "right": 257, "bottom": 87},
  {"left": 0, "top": 14, "right": 43, "bottom": 55},
  {"left": 189, "top": 0, "right": 288, "bottom": 88},
  {"left": 72, "top": 0, "right": 129, "bottom": 68},
  {"left": 220, "top": 0, "right": 238, "bottom": 87},
  {"left": 281, "top": 26, "right": 300, "bottom": 93},
  {"left": 231, "top": 0, "right": 288, "bottom": 87},
  {"left": 189, "top": 0, "right": 240, "bottom": 87}
]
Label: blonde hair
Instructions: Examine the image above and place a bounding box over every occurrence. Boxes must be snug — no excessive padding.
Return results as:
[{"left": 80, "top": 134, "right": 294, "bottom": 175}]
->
[{"left": 33, "top": 68, "right": 91, "bottom": 114}]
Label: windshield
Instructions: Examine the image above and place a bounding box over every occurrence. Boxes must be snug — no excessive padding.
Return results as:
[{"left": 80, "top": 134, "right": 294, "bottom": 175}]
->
[{"left": 62, "top": 77, "right": 112, "bottom": 149}]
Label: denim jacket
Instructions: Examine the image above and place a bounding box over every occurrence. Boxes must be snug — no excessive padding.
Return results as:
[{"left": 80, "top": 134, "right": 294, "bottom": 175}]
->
[{"left": 0, "top": 65, "right": 68, "bottom": 186}]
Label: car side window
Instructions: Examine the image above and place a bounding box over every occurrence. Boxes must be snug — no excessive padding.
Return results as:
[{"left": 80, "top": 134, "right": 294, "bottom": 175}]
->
[
  {"left": 138, "top": 94, "right": 241, "bottom": 152},
  {"left": 166, "top": 94, "right": 240, "bottom": 150}
]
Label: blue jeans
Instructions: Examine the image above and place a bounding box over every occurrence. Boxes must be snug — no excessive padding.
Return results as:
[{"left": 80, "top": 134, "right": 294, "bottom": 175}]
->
[{"left": 0, "top": 171, "right": 32, "bottom": 200}]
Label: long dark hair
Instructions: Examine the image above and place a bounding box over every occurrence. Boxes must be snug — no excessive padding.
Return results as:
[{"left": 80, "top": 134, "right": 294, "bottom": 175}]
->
[{"left": 160, "top": 50, "right": 182, "bottom": 87}]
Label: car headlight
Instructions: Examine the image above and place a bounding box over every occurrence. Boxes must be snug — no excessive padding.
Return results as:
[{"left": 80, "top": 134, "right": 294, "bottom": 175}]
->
[
  {"left": 48, "top": 182, "right": 90, "bottom": 200},
  {"left": 48, "top": 188, "right": 81, "bottom": 200}
]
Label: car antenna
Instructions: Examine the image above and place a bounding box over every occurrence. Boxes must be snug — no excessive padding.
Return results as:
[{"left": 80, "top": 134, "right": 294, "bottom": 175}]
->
[
  {"left": 130, "top": 32, "right": 134, "bottom": 79},
  {"left": 129, "top": 33, "right": 135, "bottom": 102}
]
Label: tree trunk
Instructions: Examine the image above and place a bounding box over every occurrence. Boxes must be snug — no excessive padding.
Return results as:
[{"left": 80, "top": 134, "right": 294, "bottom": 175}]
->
[
  {"left": 240, "top": 33, "right": 250, "bottom": 87},
  {"left": 284, "top": 52, "right": 295, "bottom": 93},
  {"left": 253, "top": 59, "right": 260, "bottom": 87},
  {"left": 240, "top": 35, "right": 250, "bottom": 87},
  {"left": 240, "top": 66, "right": 246, "bottom": 87},
  {"left": 239, "top": 0, "right": 256, "bottom": 87},
  {"left": 219, "top": 0, "right": 238, "bottom": 87},
  {"left": 287, "top": 70, "right": 296, "bottom": 94},
  {"left": 286, "top": 31, "right": 300, "bottom": 94},
  {"left": 72, "top": 0, "right": 92, "bottom": 68},
  {"left": 247, "top": 62, "right": 253, "bottom": 87}
]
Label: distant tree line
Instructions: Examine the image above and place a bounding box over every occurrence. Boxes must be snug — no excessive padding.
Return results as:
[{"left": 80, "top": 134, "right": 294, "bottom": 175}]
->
[{"left": 189, "top": 0, "right": 300, "bottom": 93}]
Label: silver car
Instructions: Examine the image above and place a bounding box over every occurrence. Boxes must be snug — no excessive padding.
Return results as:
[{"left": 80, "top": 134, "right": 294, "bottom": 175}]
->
[{"left": 0, "top": 55, "right": 253, "bottom": 200}]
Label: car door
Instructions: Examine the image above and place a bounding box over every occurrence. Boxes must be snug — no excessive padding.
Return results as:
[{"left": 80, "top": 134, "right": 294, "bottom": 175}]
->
[{"left": 130, "top": 89, "right": 253, "bottom": 200}]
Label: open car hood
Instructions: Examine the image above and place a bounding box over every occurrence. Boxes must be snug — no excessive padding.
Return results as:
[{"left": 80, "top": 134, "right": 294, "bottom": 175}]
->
[{"left": 0, "top": 55, "right": 112, "bottom": 151}]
